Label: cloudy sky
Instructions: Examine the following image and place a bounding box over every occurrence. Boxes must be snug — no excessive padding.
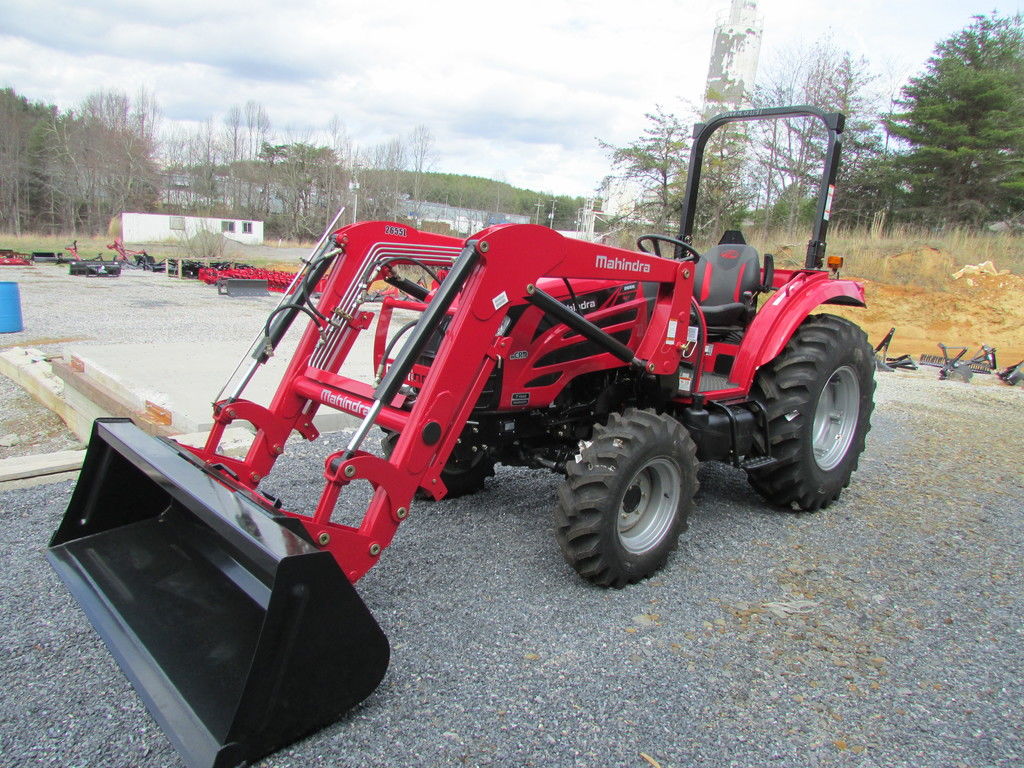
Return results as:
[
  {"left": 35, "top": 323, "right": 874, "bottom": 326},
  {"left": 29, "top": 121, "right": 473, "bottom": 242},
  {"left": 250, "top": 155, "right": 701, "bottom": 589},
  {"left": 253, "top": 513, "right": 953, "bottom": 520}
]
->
[{"left": 0, "top": 0, "right": 1012, "bottom": 196}]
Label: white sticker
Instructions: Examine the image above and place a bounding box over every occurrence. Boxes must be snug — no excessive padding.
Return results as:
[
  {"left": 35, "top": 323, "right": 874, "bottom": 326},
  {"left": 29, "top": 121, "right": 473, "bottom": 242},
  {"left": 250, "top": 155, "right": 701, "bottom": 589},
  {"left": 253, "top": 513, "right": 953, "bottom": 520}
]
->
[
  {"left": 492, "top": 291, "right": 509, "bottom": 311},
  {"left": 687, "top": 325, "right": 698, "bottom": 342},
  {"left": 666, "top": 319, "right": 678, "bottom": 344},
  {"left": 824, "top": 185, "right": 835, "bottom": 221}
]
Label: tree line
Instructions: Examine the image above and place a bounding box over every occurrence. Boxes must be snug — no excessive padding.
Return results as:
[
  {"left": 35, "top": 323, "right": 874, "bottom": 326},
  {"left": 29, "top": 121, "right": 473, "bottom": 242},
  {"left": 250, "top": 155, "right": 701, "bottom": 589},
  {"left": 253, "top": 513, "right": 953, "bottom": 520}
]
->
[
  {"left": 2, "top": 13, "right": 1019, "bottom": 243},
  {"left": 0, "top": 91, "right": 587, "bottom": 240},
  {"left": 604, "top": 13, "right": 1024, "bottom": 243}
]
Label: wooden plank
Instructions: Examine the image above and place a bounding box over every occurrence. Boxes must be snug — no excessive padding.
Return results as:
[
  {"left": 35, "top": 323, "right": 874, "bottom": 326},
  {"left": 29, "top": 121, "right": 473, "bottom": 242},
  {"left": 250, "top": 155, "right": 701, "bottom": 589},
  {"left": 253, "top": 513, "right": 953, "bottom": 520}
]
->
[
  {"left": 51, "top": 359, "right": 178, "bottom": 438},
  {"left": 0, "top": 449, "right": 86, "bottom": 482}
]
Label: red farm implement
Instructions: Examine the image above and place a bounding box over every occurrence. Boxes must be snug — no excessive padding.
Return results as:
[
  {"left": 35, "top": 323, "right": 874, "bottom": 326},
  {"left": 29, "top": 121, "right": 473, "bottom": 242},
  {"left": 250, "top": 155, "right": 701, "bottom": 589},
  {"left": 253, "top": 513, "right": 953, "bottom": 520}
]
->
[{"left": 199, "top": 266, "right": 328, "bottom": 294}]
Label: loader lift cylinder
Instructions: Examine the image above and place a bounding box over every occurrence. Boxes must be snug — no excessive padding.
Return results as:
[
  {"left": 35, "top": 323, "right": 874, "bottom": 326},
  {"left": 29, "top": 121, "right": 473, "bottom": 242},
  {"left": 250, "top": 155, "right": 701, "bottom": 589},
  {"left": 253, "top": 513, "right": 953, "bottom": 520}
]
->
[
  {"left": 219, "top": 207, "right": 346, "bottom": 403},
  {"left": 257, "top": 244, "right": 336, "bottom": 363}
]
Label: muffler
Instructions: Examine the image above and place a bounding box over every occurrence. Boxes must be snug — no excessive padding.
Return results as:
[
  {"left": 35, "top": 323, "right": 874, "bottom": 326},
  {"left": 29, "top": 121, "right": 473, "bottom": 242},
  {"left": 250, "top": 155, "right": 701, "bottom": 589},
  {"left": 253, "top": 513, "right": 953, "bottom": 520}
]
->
[{"left": 48, "top": 419, "right": 390, "bottom": 768}]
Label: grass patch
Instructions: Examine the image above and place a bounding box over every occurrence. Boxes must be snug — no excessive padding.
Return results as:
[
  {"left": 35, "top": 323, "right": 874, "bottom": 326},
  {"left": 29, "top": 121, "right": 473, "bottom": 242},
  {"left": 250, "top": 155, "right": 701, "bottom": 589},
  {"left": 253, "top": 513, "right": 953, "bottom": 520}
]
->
[
  {"left": 0, "top": 231, "right": 314, "bottom": 267},
  {"left": 744, "top": 225, "right": 1024, "bottom": 290},
  {"left": 4, "top": 227, "right": 1023, "bottom": 289}
]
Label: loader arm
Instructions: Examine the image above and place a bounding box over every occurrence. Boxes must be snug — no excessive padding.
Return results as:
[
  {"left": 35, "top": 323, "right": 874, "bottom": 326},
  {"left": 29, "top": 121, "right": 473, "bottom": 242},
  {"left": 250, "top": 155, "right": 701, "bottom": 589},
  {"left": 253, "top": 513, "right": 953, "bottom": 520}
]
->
[
  {"left": 189, "top": 222, "right": 694, "bottom": 583},
  {"left": 48, "top": 221, "right": 694, "bottom": 768}
]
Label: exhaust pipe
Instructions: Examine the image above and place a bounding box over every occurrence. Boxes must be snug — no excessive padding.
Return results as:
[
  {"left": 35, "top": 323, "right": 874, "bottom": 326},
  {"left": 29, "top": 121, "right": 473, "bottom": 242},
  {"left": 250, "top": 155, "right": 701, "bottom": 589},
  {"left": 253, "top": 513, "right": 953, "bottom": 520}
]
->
[{"left": 48, "top": 419, "right": 389, "bottom": 768}]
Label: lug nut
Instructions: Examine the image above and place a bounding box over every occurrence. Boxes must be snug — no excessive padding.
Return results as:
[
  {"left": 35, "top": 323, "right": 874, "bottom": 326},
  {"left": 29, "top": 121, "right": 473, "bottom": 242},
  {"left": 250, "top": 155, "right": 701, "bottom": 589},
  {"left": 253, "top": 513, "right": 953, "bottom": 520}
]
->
[
  {"left": 369, "top": 543, "right": 381, "bottom": 556},
  {"left": 396, "top": 507, "right": 408, "bottom": 520},
  {"left": 344, "top": 465, "right": 356, "bottom": 478},
  {"left": 317, "top": 532, "right": 330, "bottom": 546}
]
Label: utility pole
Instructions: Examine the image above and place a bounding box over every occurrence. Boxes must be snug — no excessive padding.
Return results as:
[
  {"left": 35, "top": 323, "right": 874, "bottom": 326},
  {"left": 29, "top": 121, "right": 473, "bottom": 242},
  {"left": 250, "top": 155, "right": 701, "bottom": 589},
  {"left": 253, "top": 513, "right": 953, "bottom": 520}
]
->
[
  {"left": 534, "top": 200, "right": 543, "bottom": 225},
  {"left": 548, "top": 200, "right": 557, "bottom": 229}
]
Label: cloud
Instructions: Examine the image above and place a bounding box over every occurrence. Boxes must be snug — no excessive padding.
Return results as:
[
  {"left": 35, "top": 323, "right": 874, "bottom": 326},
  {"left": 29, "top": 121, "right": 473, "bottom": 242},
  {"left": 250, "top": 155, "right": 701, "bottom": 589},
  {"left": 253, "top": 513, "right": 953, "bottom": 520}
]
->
[
  {"left": 1, "top": 0, "right": 344, "bottom": 84},
  {"left": 1, "top": 0, "right": 711, "bottom": 193}
]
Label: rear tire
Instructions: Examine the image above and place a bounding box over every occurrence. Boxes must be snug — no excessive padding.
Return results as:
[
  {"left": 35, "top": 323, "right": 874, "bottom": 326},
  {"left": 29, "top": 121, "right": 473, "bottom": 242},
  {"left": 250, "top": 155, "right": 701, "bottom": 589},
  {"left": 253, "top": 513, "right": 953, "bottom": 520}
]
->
[
  {"left": 555, "top": 408, "right": 698, "bottom": 587},
  {"left": 747, "top": 314, "right": 874, "bottom": 511}
]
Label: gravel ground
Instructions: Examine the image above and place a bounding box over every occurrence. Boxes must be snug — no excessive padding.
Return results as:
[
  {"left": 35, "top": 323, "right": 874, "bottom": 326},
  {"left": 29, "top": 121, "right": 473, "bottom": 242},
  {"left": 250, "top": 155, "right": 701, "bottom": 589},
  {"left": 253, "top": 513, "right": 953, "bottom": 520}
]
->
[
  {"left": 0, "top": 263, "right": 281, "bottom": 354},
  {"left": 0, "top": 263, "right": 1021, "bottom": 767},
  {"left": 0, "top": 263, "right": 284, "bottom": 457},
  {"left": 0, "top": 374, "right": 82, "bottom": 459},
  {"left": 1, "top": 376, "right": 1021, "bottom": 768}
]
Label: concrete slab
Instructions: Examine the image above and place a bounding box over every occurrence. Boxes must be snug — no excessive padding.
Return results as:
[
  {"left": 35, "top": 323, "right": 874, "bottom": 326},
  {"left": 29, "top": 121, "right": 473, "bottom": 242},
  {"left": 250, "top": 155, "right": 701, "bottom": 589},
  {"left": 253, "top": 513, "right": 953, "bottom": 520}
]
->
[{"left": 58, "top": 311, "right": 406, "bottom": 438}]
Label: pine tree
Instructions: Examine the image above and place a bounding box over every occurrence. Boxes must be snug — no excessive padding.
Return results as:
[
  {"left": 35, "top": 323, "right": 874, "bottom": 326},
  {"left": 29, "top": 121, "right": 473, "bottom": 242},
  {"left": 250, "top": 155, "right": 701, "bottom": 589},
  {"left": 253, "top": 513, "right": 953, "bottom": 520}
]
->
[
  {"left": 601, "top": 107, "right": 690, "bottom": 231},
  {"left": 886, "top": 13, "right": 1024, "bottom": 226}
]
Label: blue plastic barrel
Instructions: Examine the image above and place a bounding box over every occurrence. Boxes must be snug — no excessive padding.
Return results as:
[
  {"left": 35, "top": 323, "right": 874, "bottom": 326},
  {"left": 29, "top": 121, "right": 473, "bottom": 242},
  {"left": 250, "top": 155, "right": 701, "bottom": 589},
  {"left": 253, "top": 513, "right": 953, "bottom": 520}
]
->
[{"left": 0, "top": 282, "right": 24, "bottom": 333}]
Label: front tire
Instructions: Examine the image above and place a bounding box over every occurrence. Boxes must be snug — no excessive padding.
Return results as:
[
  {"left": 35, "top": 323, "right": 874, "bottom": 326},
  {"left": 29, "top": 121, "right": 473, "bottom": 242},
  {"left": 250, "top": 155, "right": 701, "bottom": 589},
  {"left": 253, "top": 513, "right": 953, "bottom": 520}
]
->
[
  {"left": 381, "top": 430, "right": 495, "bottom": 499},
  {"left": 555, "top": 408, "right": 698, "bottom": 587},
  {"left": 747, "top": 314, "right": 875, "bottom": 511}
]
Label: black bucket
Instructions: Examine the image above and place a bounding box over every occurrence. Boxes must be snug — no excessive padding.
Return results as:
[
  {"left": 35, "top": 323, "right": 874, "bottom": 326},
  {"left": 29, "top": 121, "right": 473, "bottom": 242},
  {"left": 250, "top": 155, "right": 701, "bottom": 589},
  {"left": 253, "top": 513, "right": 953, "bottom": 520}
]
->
[{"left": 48, "top": 419, "right": 390, "bottom": 768}]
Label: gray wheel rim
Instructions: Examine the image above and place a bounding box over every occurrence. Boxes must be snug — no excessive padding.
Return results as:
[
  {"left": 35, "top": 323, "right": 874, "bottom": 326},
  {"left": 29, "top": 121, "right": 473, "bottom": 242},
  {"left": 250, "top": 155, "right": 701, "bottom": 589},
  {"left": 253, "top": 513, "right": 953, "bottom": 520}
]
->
[
  {"left": 812, "top": 365, "right": 860, "bottom": 471},
  {"left": 617, "top": 457, "right": 681, "bottom": 554}
]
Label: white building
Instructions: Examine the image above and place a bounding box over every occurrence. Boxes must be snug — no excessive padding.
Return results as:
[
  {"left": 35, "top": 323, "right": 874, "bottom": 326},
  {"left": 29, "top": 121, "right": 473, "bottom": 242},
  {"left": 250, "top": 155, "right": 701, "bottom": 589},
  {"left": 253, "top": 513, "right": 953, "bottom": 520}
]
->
[
  {"left": 402, "top": 200, "right": 530, "bottom": 236},
  {"left": 598, "top": 176, "right": 660, "bottom": 223},
  {"left": 119, "top": 212, "right": 265, "bottom": 245}
]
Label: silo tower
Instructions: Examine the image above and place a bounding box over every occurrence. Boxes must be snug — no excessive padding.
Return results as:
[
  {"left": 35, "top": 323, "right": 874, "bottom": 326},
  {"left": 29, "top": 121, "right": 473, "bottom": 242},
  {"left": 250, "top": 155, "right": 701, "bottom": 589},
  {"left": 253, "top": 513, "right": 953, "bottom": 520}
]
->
[{"left": 704, "top": 0, "right": 763, "bottom": 113}]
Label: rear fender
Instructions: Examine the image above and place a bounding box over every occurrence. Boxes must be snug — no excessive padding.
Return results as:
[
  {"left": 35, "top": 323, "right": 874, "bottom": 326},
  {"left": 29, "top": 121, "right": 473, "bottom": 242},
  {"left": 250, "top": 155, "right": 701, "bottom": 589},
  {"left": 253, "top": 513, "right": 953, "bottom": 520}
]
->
[{"left": 731, "top": 273, "right": 865, "bottom": 390}]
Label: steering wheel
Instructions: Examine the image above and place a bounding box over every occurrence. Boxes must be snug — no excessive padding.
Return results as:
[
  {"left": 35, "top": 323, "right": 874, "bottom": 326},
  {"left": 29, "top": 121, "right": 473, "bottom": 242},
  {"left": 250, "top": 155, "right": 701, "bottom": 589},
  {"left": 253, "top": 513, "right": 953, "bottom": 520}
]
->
[{"left": 636, "top": 234, "right": 701, "bottom": 262}]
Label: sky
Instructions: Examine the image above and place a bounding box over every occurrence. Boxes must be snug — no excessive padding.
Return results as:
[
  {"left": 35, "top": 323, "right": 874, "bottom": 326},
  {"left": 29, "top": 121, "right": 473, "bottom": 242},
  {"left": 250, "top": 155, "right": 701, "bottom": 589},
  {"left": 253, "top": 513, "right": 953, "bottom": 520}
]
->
[{"left": 0, "top": 0, "right": 1017, "bottom": 197}]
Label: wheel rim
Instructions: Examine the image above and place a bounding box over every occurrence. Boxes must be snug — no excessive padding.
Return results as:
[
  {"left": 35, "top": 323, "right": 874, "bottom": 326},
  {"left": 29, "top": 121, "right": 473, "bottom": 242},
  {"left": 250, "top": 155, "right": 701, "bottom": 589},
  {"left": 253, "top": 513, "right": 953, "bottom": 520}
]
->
[
  {"left": 812, "top": 365, "right": 860, "bottom": 471},
  {"left": 617, "top": 457, "right": 681, "bottom": 554}
]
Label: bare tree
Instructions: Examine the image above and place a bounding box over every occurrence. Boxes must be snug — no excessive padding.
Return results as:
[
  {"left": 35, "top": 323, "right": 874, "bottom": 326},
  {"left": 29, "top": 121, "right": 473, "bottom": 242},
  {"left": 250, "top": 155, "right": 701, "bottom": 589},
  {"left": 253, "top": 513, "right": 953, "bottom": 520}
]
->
[
  {"left": 223, "top": 105, "right": 243, "bottom": 211},
  {"left": 749, "top": 39, "right": 882, "bottom": 231},
  {"left": 408, "top": 124, "right": 436, "bottom": 218},
  {"left": 0, "top": 88, "right": 39, "bottom": 233},
  {"left": 244, "top": 101, "right": 271, "bottom": 162},
  {"left": 357, "top": 137, "right": 408, "bottom": 220}
]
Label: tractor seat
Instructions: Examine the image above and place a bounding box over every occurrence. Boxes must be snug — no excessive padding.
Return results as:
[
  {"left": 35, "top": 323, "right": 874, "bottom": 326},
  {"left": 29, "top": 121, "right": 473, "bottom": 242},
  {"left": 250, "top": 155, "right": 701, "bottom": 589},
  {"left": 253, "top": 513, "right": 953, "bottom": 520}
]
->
[{"left": 693, "top": 242, "right": 763, "bottom": 328}]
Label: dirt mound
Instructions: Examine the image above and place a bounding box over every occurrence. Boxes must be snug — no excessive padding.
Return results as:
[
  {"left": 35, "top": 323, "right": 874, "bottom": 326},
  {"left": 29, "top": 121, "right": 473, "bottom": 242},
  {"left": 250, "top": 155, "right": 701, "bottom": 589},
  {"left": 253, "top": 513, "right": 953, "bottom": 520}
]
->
[
  {"left": 877, "top": 246, "right": 959, "bottom": 288},
  {"left": 832, "top": 260, "right": 1024, "bottom": 363}
]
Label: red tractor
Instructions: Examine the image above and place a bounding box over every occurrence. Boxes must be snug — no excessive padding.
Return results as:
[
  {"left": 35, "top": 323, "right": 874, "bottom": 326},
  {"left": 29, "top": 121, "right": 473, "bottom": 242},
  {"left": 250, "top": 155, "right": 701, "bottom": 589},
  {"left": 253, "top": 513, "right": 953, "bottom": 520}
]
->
[{"left": 49, "top": 107, "right": 873, "bottom": 768}]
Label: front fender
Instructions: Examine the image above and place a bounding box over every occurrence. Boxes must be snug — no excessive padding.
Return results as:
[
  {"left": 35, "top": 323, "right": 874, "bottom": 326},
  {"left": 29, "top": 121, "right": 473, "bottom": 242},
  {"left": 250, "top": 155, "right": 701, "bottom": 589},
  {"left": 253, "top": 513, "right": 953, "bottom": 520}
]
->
[{"left": 731, "top": 273, "right": 865, "bottom": 391}]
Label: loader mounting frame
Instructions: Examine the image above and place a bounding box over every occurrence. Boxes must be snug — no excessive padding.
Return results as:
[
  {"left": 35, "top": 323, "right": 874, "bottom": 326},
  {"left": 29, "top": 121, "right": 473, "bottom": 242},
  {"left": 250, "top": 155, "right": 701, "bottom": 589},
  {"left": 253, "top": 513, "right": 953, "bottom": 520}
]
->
[{"left": 190, "top": 222, "right": 695, "bottom": 583}]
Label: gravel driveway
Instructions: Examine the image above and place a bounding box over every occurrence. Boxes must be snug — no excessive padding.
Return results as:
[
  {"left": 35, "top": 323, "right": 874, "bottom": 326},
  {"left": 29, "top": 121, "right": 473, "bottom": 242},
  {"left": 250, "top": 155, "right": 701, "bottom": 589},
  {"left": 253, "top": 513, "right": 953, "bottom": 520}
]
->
[{"left": 0, "top": 264, "right": 1021, "bottom": 767}]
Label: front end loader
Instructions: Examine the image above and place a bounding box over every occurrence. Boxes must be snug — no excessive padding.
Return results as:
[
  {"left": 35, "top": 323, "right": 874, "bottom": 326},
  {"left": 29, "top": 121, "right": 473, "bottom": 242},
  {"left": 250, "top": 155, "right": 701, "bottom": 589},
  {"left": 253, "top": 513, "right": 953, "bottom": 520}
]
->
[{"left": 49, "top": 106, "right": 874, "bottom": 767}]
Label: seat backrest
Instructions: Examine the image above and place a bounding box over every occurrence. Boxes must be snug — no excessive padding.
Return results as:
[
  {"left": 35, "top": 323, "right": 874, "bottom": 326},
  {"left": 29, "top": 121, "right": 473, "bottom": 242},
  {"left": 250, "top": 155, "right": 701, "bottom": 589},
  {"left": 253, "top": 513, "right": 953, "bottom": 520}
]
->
[{"left": 693, "top": 244, "right": 762, "bottom": 307}]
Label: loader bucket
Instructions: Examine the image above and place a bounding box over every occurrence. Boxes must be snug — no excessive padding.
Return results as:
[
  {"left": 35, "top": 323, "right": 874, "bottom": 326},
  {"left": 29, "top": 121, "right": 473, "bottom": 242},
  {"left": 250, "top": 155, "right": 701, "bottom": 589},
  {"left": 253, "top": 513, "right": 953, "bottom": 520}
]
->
[{"left": 47, "top": 419, "right": 390, "bottom": 768}]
